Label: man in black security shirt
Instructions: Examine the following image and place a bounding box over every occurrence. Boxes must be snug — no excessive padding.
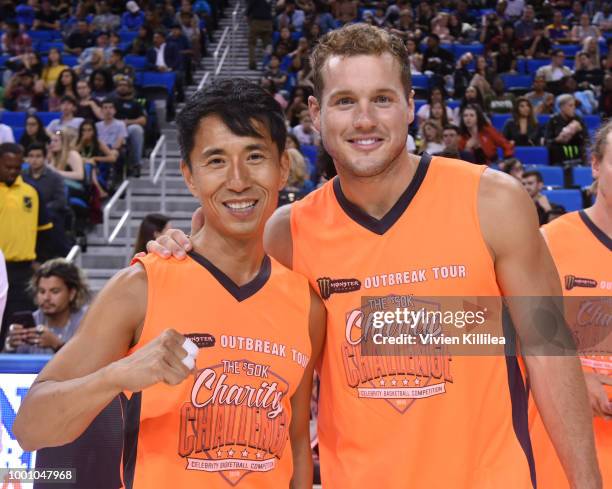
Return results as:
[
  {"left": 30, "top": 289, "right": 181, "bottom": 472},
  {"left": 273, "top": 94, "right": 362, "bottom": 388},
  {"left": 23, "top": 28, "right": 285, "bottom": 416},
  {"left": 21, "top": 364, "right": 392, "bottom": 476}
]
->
[{"left": 112, "top": 78, "right": 146, "bottom": 177}]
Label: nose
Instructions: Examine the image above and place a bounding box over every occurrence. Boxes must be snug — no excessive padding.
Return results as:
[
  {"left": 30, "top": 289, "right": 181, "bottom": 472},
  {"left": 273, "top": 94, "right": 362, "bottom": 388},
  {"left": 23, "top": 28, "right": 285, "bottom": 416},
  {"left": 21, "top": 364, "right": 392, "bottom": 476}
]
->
[
  {"left": 353, "top": 100, "right": 377, "bottom": 132},
  {"left": 225, "top": 159, "right": 251, "bottom": 193}
]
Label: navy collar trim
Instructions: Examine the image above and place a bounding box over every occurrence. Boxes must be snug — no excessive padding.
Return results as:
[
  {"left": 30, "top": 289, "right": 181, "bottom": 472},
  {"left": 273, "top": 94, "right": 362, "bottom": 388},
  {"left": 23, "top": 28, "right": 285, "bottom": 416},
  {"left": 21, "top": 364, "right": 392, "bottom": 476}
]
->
[
  {"left": 187, "top": 251, "right": 271, "bottom": 301},
  {"left": 332, "top": 153, "right": 432, "bottom": 235}
]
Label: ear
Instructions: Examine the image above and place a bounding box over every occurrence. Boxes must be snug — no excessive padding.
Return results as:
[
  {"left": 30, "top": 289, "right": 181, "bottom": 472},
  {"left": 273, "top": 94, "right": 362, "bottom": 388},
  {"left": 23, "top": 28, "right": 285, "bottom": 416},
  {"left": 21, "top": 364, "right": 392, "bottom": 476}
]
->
[
  {"left": 180, "top": 160, "right": 199, "bottom": 198},
  {"left": 308, "top": 95, "right": 321, "bottom": 133},
  {"left": 591, "top": 155, "right": 600, "bottom": 180},
  {"left": 407, "top": 89, "right": 415, "bottom": 126},
  {"left": 278, "top": 150, "right": 290, "bottom": 190}
]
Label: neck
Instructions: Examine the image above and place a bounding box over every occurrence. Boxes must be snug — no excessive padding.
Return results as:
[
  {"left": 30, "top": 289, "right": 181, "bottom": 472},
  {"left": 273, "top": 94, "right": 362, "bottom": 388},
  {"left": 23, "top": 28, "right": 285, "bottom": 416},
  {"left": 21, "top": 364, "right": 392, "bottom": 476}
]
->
[
  {"left": 45, "top": 308, "right": 72, "bottom": 328},
  {"left": 585, "top": 197, "right": 612, "bottom": 237},
  {"left": 30, "top": 166, "right": 45, "bottom": 178},
  {"left": 62, "top": 114, "right": 73, "bottom": 121},
  {"left": 336, "top": 150, "right": 420, "bottom": 220},
  {"left": 191, "top": 225, "right": 266, "bottom": 286}
]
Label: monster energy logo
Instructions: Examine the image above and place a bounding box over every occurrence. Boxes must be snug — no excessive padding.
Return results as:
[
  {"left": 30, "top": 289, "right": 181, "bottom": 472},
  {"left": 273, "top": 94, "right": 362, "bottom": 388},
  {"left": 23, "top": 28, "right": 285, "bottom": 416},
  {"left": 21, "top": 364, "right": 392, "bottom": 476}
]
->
[
  {"left": 562, "top": 145, "right": 580, "bottom": 160},
  {"left": 316, "top": 277, "right": 361, "bottom": 300}
]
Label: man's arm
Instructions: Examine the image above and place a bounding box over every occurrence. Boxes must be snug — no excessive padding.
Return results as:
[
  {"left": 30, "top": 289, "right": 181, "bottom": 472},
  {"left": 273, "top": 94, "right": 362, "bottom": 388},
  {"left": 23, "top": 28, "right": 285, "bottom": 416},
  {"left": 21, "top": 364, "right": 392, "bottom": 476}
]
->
[
  {"left": 478, "top": 169, "right": 601, "bottom": 489},
  {"left": 290, "top": 287, "right": 326, "bottom": 489},
  {"left": 13, "top": 264, "right": 195, "bottom": 451}
]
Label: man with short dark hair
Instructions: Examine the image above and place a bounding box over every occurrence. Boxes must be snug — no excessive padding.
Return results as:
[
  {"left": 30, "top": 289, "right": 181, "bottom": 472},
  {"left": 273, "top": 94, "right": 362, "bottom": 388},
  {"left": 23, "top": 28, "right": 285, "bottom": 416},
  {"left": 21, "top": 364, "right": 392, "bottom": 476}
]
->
[
  {"left": 422, "top": 33, "right": 454, "bottom": 75},
  {"left": 23, "top": 144, "right": 70, "bottom": 261},
  {"left": 46, "top": 96, "right": 84, "bottom": 134},
  {"left": 0, "top": 143, "right": 53, "bottom": 346},
  {"left": 146, "top": 30, "right": 181, "bottom": 72},
  {"left": 113, "top": 78, "right": 146, "bottom": 177},
  {"left": 522, "top": 170, "right": 553, "bottom": 225},
  {"left": 247, "top": 0, "right": 274, "bottom": 70},
  {"left": 536, "top": 50, "right": 574, "bottom": 83},
  {"left": 33, "top": 0, "right": 60, "bottom": 31},
  {"left": 65, "top": 20, "right": 95, "bottom": 56},
  {"left": 96, "top": 99, "right": 127, "bottom": 152},
  {"left": 436, "top": 124, "right": 475, "bottom": 162},
  {"left": 108, "top": 49, "right": 135, "bottom": 84},
  {"left": 4, "top": 258, "right": 90, "bottom": 354}
]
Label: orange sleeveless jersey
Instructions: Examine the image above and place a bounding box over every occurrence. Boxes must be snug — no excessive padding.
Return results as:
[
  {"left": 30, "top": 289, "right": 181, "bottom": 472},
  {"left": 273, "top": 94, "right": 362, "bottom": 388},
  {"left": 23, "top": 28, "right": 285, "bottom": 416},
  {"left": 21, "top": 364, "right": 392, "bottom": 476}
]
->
[
  {"left": 121, "top": 252, "right": 312, "bottom": 488},
  {"left": 290, "top": 154, "right": 536, "bottom": 489},
  {"left": 529, "top": 211, "right": 612, "bottom": 489}
]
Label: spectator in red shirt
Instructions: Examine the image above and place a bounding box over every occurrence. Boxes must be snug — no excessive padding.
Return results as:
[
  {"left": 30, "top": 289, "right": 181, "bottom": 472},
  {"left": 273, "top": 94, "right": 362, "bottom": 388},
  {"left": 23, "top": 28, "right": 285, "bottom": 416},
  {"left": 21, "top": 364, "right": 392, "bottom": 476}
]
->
[
  {"left": 458, "top": 103, "right": 514, "bottom": 164},
  {"left": 1, "top": 21, "right": 32, "bottom": 56}
]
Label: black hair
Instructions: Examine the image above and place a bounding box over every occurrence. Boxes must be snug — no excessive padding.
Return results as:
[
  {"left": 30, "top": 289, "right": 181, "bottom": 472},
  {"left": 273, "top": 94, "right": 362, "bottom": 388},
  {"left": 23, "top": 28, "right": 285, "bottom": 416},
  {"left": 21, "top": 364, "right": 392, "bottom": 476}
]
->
[
  {"left": 111, "top": 48, "right": 124, "bottom": 58},
  {"left": 20, "top": 115, "right": 50, "bottom": 149},
  {"left": 459, "top": 103, "right": 488, "bottom": 135},
  {"left": 0, "top": 142, "right": 24, "bottom": 157},
  {"left": 26, "top": 142, "right": 47, "bottom": 157},
  {"left": 177, "top": 79, "right": 287, "bottom": 168},
  {"left": 443, "top": 124, "right": 460, "bottom": 133},
  {"left": 100, "top": 97, "right": 116, "bottom": 108},
  {"left": 77, "top": 119, "right": 102, "bottom": 157},
  {"left": 134, "top": 213, "right": 171, "bottom": 254},
  {"left": 54, "top": 68, "right": 78, "bottom": 98},
  {"left": 523, "top": 170, "right": 543, "bottom": 182},
  {"left": 553, "top": 49, "right": 565, "bottom": 57},
  {"left": 61, "top": 95, "right": 78, "bottom": 106},
  {"left": 90, "top": 69, "right": 114, "bottom": 93}
]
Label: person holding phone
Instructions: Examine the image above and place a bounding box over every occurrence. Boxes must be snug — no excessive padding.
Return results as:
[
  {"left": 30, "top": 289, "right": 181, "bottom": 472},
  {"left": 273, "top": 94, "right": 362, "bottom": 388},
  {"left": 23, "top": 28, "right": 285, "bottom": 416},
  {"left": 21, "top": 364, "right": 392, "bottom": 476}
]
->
[{"left": 4, "top": 258, "right": 90, "bottom": 354}]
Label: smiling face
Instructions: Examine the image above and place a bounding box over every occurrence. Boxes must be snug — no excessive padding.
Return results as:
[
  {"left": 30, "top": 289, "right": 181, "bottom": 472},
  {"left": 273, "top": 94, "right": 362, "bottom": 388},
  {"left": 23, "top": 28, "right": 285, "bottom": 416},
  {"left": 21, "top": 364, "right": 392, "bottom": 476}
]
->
[
  {"left": 308, "top": 53, "right": 413, "bottom": 179},
  {"left": 181, "top": 115, "right": 289, "bottom": 240}
]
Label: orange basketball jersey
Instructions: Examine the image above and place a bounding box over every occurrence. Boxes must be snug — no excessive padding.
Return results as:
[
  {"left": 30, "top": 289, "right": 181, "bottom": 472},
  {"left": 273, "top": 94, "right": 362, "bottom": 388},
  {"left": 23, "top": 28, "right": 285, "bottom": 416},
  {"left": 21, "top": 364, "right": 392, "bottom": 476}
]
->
[
  {"left": 291, "top": 154, "right": 536, "bottom": 489},
  {"left": 121, "top": 252, "right": 312, "bottom": 488},
  {"left": 530, "top": 210, "right": 612, "bottom": 489}
]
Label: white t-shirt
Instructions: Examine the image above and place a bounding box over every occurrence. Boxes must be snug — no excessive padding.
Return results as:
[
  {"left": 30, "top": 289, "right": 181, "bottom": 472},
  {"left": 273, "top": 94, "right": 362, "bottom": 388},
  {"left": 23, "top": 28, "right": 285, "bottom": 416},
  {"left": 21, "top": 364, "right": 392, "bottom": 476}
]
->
[{"left": 0, "top": 123, "right": 15, "bottom": 143}]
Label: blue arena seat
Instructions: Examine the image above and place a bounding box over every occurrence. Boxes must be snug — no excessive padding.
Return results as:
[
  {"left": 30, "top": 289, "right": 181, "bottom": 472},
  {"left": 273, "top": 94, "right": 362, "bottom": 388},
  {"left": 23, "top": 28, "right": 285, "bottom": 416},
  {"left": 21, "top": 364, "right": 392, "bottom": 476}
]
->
[
  {"left": 123, "top": 55, "right": 146, "bottom": 71},
  {"left": 515, "top": 146, "right": 549, "bottom": 166},
  {"left": 526, "top": 59, "right": 551, "bottom": 73},
  {"left": 36, "top": 112, "right": 61, "bottom": 126},
  {"left": 501, "top": 74, "right": 533, "bottom": 91},
  {"left": 525, "top": 165, "right": 563, "bottom": 186},
  {"left": 447, "top": 100, "right": 460, "bottom": 110},
  {"left": 62, "top": 55, "right": 78, "bottom": 67},
  {"left": 13, "top": 127, "right": 24, "bottom": 141},
  {"left": 142, "top": 72, "right": 176, "bottom": 92},
  {"left": 537, "top": 114, "right": 551, "bottom": 125},
  {"left": 0, "top": 112, "right": 27, "bottom": 127},
  {"left": 583, "top": 115, "right": 602, "bottom": 132},
  {"left": 542, "top": 189, "right": 583, "bottom": 211},
  {"left": 119, "top": 30, "right": 139, "bottom": 43},
  {"left": 411, "top": 75, "right": 430, "bottom": 91},
  {"left": 27, "top": 30, "right": 57, "bottom": 42},
  {"left": 491, "top": 113, "right": 511, "bottom": 132},
  {"left": 572, "top": 166, "right": 593, "bottom": 187},
  {"left": 553, "top": 44, "right": 581, "bottom": 57},
  {"left": 414, "top": 99, "right": 427, "bottom": 114},
  {"left": 454, "top": 43, "right": 484, "bottom": 57},
  {"left": 37, "top": 41, "right": 64, "bottom": 52},
  {"left": 0, "top": 55, "right": 9, "bottom": 67}
]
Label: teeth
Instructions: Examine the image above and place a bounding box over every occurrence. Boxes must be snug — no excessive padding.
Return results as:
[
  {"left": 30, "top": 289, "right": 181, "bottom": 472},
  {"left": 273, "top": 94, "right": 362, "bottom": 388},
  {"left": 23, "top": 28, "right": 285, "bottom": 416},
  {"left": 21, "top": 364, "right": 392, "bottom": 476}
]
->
[
  {"left": 226, "top": 201, "right": 255, "bottom": 210},
  {"left": 354, "top": 139, "right": 378, "bottom": 145}
]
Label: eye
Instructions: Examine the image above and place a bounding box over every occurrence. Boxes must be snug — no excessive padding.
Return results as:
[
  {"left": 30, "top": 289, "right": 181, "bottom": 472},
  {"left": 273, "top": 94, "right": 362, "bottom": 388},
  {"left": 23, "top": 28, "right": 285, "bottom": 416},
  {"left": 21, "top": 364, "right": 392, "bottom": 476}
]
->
[
  {"left": 247, "top": 153, "right": 265, "bottom": 163},
  {"left": 375, "top": 95, "right": 391, "bottom": 104},
  {"left": 207, "top": 157, "right": 225, "bottom": 166},
  {"left": 336, "top": 97, "right": 354, "bottom": 106}
]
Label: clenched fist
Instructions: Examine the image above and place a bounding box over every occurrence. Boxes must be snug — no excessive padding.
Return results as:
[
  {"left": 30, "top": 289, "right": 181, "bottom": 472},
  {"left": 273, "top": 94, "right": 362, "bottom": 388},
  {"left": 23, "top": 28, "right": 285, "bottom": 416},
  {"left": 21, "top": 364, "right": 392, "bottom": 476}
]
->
[{"left": 108, "top": 329, "right": 198, "bottom": 393}]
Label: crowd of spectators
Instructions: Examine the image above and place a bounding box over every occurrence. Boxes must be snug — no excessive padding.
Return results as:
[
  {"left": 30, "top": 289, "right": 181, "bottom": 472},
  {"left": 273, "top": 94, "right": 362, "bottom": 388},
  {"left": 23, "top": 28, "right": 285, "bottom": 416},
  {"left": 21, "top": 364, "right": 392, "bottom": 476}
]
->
[
  {"left": 250, "top": 0, "right": 611, "bottom": 210},
  {"left": 0, "top": 0, "right": 225, "bottom": 345}
]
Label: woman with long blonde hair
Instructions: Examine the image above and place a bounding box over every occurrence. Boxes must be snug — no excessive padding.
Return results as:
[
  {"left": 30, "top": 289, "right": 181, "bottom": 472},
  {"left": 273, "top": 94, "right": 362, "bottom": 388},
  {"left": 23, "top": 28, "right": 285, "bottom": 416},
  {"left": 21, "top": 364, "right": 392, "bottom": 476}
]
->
[
  {"left": 48, "top": 129, "right": 85, "bottom": 184},
  {"left": 278, "top": 148, "right": 314, "bottom": 205}
]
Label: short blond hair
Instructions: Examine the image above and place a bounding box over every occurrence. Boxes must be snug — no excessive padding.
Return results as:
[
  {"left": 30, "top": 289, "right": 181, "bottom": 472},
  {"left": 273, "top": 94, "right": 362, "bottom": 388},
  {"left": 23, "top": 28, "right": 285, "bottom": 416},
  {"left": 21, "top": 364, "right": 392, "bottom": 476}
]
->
[{"left": 310, "top": 24, "right": 412, "bottom": 100}]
